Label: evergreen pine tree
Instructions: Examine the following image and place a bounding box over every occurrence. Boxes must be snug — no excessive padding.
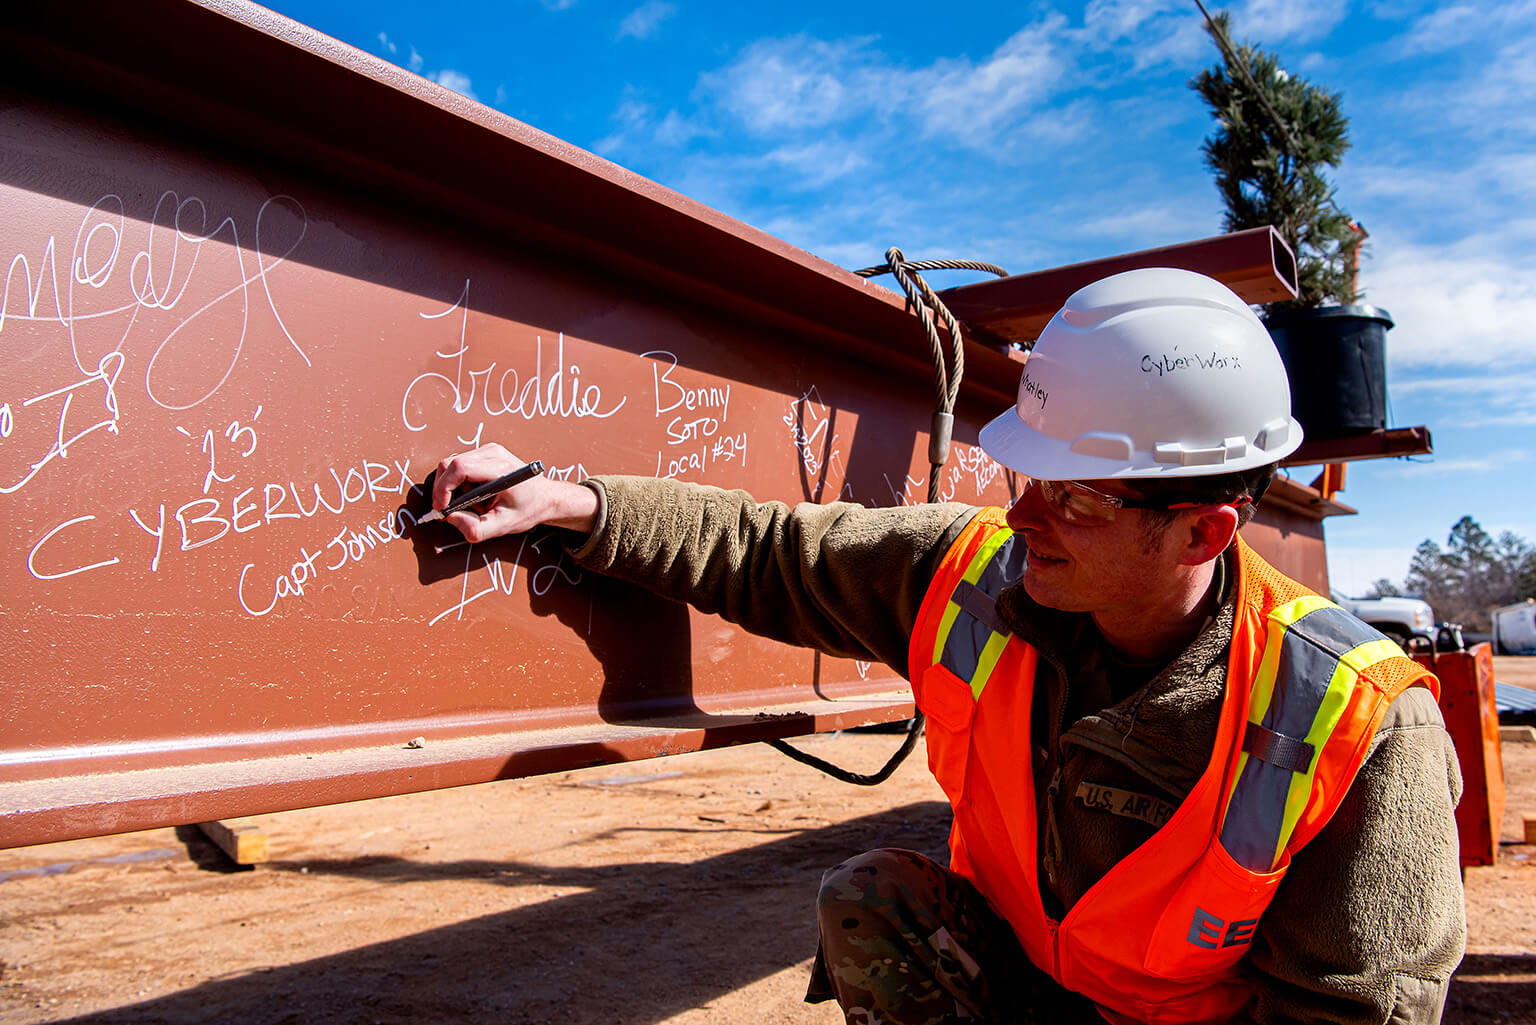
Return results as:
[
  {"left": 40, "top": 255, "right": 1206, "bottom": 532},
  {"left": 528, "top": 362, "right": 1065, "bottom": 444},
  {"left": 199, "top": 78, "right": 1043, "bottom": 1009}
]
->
[{"left": 1191, "top": 12, "right": 1362, "bottom": 310}]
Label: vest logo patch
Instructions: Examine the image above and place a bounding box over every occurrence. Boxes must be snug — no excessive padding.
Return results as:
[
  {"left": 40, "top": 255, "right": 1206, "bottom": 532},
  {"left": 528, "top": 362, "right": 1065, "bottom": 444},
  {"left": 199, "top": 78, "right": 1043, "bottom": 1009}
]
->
[
  {"left": 1075, "top": 782, "right": 1175, "bottom": 829},
  {"left": 1187, "top": 907, "right": 1258, "bottom": 950}
]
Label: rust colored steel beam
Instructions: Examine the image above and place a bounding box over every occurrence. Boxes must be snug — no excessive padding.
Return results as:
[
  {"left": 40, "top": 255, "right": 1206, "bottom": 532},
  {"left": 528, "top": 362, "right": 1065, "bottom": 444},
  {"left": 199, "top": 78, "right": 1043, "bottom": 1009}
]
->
[
  {"left": 1281, "top": 426, "right": 1434, "bottom": 467},
  {"left": 939, "top": 227, "right": 1299, "bottom": 347},
  {"left": 0, "top": 0, "right": 989, "bottom": 850},
  {"left": 1242, "top": 476, "right": 1356, "bottom": 594},
  {"left": 0, "top": 2, "right": 1321, "bottom": 850},
  {"left": 1261, "top": 476, "right": 1358, "bottom": 520}
]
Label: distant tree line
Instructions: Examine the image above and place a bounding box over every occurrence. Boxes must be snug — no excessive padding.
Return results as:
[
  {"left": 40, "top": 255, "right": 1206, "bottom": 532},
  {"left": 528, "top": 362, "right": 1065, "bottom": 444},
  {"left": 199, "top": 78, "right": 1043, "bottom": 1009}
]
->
[{"left": 1365, "top": 516, "right": 1536, "bottom": 631}]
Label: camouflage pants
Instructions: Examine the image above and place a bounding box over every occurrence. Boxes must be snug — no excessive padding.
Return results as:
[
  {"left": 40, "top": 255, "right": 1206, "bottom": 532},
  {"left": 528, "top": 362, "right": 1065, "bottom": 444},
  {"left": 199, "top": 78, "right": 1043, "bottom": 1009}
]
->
[{"left": 805, "top": 848, "right": 1101, "bottom": 1025}]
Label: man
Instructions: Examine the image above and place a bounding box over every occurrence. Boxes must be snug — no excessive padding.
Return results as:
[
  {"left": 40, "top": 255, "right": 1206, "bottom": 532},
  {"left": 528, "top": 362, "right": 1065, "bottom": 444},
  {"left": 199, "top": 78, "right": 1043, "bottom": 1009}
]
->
[{"left": 432, "top": 269, "right": 1464, "bottom": 1024}]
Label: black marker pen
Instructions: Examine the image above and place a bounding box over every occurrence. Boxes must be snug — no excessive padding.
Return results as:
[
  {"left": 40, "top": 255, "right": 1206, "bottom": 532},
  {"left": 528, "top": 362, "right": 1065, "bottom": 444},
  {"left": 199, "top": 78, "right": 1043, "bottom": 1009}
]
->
[{"left": 416, "top": 460, "right": 545, "bottom": 524}]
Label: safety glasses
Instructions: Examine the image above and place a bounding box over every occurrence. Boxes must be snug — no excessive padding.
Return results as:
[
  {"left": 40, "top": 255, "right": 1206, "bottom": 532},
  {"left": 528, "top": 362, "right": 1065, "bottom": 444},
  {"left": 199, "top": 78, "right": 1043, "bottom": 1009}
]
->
[{"left": 1027, "top": 478, "right": 1250, "bottom": 526}]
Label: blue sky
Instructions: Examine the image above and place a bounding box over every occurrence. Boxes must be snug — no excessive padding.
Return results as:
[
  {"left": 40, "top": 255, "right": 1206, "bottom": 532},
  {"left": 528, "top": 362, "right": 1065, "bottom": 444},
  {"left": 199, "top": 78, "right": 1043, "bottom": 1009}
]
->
[{"left": 267, "top": 0, "right": 1535, "bottom": 599}]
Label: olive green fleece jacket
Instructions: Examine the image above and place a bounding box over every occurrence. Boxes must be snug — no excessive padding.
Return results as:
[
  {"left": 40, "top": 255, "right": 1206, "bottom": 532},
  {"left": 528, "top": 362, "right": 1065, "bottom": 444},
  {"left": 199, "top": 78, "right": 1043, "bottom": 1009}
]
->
[{"left": 569, "top": 475, "right": 1466, "bottom": 1025}]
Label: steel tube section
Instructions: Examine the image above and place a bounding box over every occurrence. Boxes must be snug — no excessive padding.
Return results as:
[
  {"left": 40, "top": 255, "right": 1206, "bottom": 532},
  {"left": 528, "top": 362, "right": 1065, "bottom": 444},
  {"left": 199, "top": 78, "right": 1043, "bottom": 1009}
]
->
[
  {"left": 936, "top": 227, "right": 1299, "bottom": 347},
  {"left": 1282, "top": 426, "right": 1434, "bottom": 466},
  {"left": 0, "top": 1, "right": 1299, "bottom": 849}
]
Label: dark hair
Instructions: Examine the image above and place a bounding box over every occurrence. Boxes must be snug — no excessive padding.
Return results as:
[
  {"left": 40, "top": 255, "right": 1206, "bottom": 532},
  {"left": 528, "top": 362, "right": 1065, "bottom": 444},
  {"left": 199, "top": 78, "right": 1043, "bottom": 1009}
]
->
[{"left": 1133, "top": 462, "right": 1279, "bottom": 536}]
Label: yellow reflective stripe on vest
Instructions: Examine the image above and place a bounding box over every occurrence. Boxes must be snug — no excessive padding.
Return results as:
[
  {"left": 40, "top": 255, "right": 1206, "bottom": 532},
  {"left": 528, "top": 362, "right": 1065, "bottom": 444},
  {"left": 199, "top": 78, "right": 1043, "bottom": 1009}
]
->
[
  {"left": 931, "top": 528, "right": 1024, "bottom": 701},
  {"left": 932, "top": 527, "right": 1016, "bottom": 666},
  {"left": 1220, "top": 600, "right": 1401, "bottom": 871},
  {"left": 969, "top": 632, "right": 1011, "bottom": 700}
]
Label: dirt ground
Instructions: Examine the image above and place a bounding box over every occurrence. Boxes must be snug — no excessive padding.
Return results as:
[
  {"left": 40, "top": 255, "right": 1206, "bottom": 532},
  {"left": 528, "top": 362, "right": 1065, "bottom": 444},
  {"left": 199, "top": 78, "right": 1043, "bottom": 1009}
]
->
[{"left": 3, "top": 661, "right": 1534, "bottom": 1025}]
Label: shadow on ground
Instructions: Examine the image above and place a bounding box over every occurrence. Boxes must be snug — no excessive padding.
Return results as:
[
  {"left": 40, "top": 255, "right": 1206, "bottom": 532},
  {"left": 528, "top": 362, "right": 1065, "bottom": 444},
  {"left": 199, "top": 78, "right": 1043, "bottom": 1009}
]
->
[
  {"left": 1446, "top": 953, "right": 1536, "bottom": 1025},
  {"left": 54, "top": 802, "right": 951, "bottom": 1025}
]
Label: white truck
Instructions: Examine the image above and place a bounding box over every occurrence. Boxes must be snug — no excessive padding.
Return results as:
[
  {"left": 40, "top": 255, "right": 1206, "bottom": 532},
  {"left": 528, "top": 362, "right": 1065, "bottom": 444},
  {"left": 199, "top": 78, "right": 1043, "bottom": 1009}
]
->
[
  {"left": 1331, "top": 591, "right": 1436, "bottom": 646},
  {"left": 1492, "top": 600, "right": 1536, "bottom": 655}
]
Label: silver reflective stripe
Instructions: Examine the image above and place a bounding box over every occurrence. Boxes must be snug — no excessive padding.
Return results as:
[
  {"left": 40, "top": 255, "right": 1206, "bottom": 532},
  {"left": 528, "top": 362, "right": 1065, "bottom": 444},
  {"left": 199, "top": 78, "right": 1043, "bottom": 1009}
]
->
[
  {"left": 1220, "top": 606, "right": 1386, "bottom": 871},
  {"left": 983, "top": 534, "right": 1027, "bottom": 593},
  {"left": 1286, "top": 605, "right": 1389, "bottom": 655},
  {"left": 937, "top": 536, "right": 1023, "bottom": 682}
]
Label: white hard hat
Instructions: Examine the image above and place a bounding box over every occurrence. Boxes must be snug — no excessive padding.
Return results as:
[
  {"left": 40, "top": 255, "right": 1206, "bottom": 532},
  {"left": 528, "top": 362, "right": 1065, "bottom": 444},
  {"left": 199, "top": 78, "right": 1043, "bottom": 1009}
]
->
[{"left": 978, "top": 267, "right": 1304, "bottom": 480}]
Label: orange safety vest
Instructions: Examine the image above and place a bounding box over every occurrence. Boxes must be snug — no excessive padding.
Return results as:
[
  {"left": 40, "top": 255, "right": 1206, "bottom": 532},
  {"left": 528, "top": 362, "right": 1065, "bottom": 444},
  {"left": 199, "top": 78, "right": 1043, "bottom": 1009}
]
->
[{"left": 908, "top": 508, "right": 1438, "bottom": 1025}]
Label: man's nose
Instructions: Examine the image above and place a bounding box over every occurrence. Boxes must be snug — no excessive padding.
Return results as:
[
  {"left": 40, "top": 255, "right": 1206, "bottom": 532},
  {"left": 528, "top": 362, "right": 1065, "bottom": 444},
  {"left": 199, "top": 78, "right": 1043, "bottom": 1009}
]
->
[{"left": 1005, "top": 479, "right": 1047, "bottom": 532}]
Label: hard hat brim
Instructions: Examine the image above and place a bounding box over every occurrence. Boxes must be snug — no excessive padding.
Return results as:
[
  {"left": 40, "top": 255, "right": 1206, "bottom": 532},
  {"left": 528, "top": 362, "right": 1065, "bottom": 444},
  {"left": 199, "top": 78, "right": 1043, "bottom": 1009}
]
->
[{"left": 978, "top": 404, "right": 1304, "bottom": 481}]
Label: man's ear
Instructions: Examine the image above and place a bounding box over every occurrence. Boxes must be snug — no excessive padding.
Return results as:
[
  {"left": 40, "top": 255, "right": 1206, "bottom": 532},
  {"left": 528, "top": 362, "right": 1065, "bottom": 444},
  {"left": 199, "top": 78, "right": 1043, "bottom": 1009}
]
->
[{"left": 1175, "top": 505, "right": 1240, "bottom": 566}]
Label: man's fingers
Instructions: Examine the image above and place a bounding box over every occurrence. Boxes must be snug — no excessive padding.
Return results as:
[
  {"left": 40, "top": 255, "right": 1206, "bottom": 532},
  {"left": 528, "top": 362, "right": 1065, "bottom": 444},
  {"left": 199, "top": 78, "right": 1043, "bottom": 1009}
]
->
[
  {"left": 443, "top": 500, "right": 527, "bottom": 543},
  {"left": 432, "top": 458, "right": 468, "bottom": 509},
  {"left": 442, "top": 508, "right": 490, "bottom": 542},
  {"left": 433, "top": 444, "right": 522, "bottom": 509}
]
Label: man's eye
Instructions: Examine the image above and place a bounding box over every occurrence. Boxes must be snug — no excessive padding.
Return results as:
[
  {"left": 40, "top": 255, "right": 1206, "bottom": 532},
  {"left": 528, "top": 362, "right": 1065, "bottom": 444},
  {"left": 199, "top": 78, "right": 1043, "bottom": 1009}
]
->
[{"left": 1064, "top": 495, "right": 1098, "bottom": 519}]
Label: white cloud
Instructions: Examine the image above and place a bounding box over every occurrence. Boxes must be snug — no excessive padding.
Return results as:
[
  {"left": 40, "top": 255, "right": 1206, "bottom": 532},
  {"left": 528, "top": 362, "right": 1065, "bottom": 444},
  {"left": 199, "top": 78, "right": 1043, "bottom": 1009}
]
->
[
  {"left": 762, "top": 141, "right": 868, "bottom": 189},
  {"left": 383, "top": 39, "right": 480, "bottom": 104},
  {"left": 1369, "top": 11, "right": 1536, "bottom": 138},
  {"left": 1365, "top": 0, "right": 1437, "bottom": 19},
  {"left": 1374, "top": 449, "right": 1530, "bottom": 477},
  {"left": 670, "top": 0, "right": 1354, "bottom": 169},
  {"left": 695, "top": 20, "right": 1073, "bottom": 150},
  {"left": 430, "top": 69, "right": 478, "bottom": 100},
  {"left": 1391, "top": 373, "right": 1536, "bottom": 428},
  {"left": 1350, "top": 156, "right": 1536, "bottom": 214},
  {"left": 612, "top": 94, "right": 651, "bottom": 127},
  {"left": 1327, "top": 545, "right": 1417, "bottom": 595},
  {"left": 495, "top": 84, "right": 508, "bottom": 107},
  {"left": 1073, "top": 0, "right": 1349, "bottom": 71},
  {"left": 1397, "top": 3, "right": 1479, "bottom": 54},
  {"left": 1079, "top": 0, "right": 1208, "bottom": 69},
  {"left": 618, "top": 1, "right": 676, "bottom": 40},
  {"left": 698, "top": 36, "right": 876, "bottom": 134},
  {"left": 1398, "top": 1, "right": 1536, "bottom": 56},
  {"left": 912, "top": 21, "right": 1067, "bottom": 140},
  {"left": 1475, "top": 41, "right": 1536, "bottom": 134},
  {"left": 593, "top": 85, "right": 710, "bottom": 152},
  {"left": 654, "top": 110, "right": 709, "bottom": 146},
  {"left": 1392, "top": 373, "right": 1536, "bottom": 398},
  {"left": 1363, "top": 240, "right": 1536, "bottom": 372},
  {"left": 1078, "top": 202, "right": 1205, "bottom": 241},
  {"left": 541, "top": 0, "right": 578, "bottom": 9},
  {"left": 591, "top": 88, "right": 654, "bottom": 153},
  {"left": 1236, "top": 0, "right": 1350, "bottom": 44},
  {"left": 1082, "top": 0, "right": 1177, "bottom": 40}
]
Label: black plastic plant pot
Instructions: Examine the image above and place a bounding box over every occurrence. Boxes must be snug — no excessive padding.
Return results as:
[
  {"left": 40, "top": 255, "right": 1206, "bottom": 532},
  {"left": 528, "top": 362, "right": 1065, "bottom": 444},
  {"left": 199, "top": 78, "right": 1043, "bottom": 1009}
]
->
[{"left": 1263, "top": 304, "right": 1393, "bottom": 439}]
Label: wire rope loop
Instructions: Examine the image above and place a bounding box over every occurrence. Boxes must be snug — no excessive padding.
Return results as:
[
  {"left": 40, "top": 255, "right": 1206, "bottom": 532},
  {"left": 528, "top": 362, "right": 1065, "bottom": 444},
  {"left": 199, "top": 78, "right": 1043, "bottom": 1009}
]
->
[
  {"left": 774, "top": 247, "right": 1006, "bottom": 786},
  {"left": 853, "top": 257, "right": 1010, "bottom": 279},
  {"left": 857, "top": 247, "right": 1005, "bottom": 419}
]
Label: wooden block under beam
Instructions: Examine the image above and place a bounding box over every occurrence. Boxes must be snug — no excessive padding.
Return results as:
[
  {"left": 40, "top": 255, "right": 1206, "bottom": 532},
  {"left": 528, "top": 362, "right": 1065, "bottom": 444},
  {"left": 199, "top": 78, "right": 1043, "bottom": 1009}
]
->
[
  {"left": 197, "top": 819, "right": 269, "bottom": 864},
  {"left": 1524, "top": 814, "right": 1536, "bottom": 846}
]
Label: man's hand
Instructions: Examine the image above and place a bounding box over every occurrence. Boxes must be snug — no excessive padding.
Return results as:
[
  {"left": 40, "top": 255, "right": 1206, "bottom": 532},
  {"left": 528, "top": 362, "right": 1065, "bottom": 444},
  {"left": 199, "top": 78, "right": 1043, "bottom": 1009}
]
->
[{"left": 431, "top": 443, "right": 599, "bottom": 543}]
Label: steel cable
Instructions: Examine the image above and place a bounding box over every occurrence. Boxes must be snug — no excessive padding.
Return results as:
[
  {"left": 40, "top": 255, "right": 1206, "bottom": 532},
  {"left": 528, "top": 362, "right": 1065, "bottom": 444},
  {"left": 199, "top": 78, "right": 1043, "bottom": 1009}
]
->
[{"left": 768, "top": 249, "right": 1008, "bottom": 785}]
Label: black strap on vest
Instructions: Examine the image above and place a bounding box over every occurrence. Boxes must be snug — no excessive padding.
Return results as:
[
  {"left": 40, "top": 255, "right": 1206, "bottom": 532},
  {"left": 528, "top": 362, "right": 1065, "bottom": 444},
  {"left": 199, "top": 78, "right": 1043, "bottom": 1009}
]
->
[
  {"left": 953, "top": 580, "right": 1012, "bottom": 638},
  {"left": 1241, "top": 722, "right": 1316, "bottom": 774}
]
